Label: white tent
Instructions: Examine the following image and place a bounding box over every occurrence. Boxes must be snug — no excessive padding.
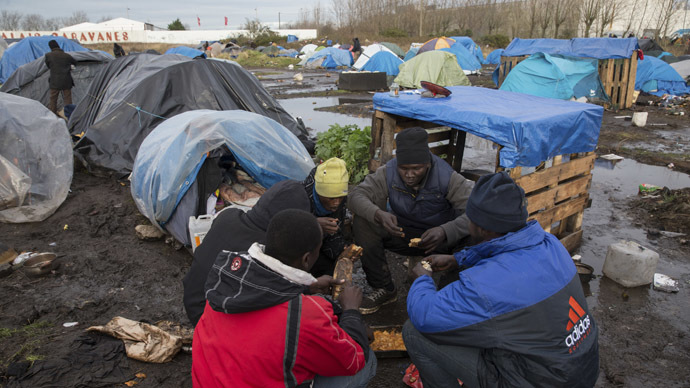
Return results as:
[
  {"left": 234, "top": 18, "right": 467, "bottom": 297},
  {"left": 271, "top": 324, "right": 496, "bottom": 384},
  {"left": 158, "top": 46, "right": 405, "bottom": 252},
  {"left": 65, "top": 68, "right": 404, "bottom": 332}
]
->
[{"left": 353, "top": 44, "right": 396, "bottom": 70}]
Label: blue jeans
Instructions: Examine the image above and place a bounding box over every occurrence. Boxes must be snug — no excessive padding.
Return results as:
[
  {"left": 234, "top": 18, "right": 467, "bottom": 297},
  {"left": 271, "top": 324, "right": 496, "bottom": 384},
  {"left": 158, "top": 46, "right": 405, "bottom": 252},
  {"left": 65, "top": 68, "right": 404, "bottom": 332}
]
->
[
  {"left": 403, "top": 320, "right": 481, "bottom": 388},
  {"left": 312, "top": 348, "right": 377, "bottom": 388}
]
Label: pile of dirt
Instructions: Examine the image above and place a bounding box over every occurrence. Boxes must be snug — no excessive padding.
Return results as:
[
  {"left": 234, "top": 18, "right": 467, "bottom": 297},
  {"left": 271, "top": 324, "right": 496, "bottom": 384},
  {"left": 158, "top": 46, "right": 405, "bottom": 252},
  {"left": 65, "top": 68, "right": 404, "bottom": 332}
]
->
[{"left": 630, "top": 187, "right": 690, "bottom": 236}]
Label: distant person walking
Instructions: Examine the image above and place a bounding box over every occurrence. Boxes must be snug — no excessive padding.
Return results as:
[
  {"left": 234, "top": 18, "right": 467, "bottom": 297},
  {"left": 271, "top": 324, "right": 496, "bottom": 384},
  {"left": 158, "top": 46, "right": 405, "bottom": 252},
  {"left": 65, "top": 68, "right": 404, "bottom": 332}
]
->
[{"left": 44, "top": 40, "right": 76, "bottom": 115}]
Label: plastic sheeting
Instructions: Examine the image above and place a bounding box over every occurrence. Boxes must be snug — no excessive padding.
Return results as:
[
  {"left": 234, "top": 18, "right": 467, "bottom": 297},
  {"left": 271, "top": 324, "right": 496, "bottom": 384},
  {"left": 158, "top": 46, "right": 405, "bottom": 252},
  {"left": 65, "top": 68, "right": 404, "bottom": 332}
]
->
[
  {"left": 671, "top": 59, "right": 690, "bottom": 80},
  {"left": 449, "top": 36, "right": 486, "bottom": 64},
  {"left": 360, "top": 51, "right": 403, "bottom": 75},
  {"left": 69, "top": 54, "right": 311, "bottom": 173},
  {"left": 485, "top": 48, "right": 504, "bottom": 65},
  {"left": 503, "top": 38, "right": 639, "bottom": 59},
  {"left": 635, "top": 56, "right": 690, "bottom": 96},
  {"left": 440, "top": 43, "right": 482, "bottom": 72},
  {"left": 373, "top": 86, "right": 603, "bottom": 168},
  {"left": 0, "top": 36, "right": 88, "bottom": 83},
  {"left": 0, "top": 93, "right": 73, "bottom": 222},
  {"left": 130, "top": 110, "right": 314, "bottom": 232},
  {"left": 353, "top": 44, "right": 396, "bottom": 70},
  {"left": 0, "top": 51, "right": 113, "bottom": 112},
  {"left": 164, "top": 46, "right": 206, "bottom": 58},
  {"left": 394, "top": 51, "right": 470, "bottom": 89},
  {"left": 500, "top": 53, "right": 609, "bottom": 102},
  {"left": 306, "top": 47, "right": 353, "bottom": 68}
]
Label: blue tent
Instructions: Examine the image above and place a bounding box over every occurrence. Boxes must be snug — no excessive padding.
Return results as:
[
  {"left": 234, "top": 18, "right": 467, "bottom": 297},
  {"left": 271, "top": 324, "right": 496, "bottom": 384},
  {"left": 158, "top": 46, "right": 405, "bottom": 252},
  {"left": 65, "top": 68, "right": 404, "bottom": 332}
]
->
[
  {"left": 403, "top": 47, "right": 419, "bottom": 61},
  {"left": 0, "top": 36, "right": 88, "bottom": 83},
  {"left": 360, "top": 51, "right": 403, "bottom": 75},
  {"left": 635, "top": 56, "right": 690, "bottom": 96},
  {"left": 486, "top": 48, "right": 504, "bottom": 65},
  {"left": 450, "top": 36, "right": 486, "bottom": 64},
  {"left": 499, "top": 53, "right": 608, "bottom": 102},
  {"left": 306, "top": 47, "right": 353, "bottom": 68},
  {"left": 440, "top": 43, "right": 482, "bottom": 72},
  {"left": 287, "top": 34, "right": 298, "bottom": 43},
  {"left": 165, "top": 46, "right": 206, "bottom": 58},
  {"left": 130, "top": 109, "right": 314, "bottom": 245}
]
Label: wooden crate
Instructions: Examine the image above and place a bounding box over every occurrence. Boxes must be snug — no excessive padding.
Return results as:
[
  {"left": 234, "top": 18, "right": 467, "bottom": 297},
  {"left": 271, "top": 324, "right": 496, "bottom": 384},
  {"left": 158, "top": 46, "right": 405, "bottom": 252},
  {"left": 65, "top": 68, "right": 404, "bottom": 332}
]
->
[
  {"left": 497, "top": 52, "right": 638, "bottom": 109},
  {"left": 369, "top": 111, "right": 594, "bottom": 252}
]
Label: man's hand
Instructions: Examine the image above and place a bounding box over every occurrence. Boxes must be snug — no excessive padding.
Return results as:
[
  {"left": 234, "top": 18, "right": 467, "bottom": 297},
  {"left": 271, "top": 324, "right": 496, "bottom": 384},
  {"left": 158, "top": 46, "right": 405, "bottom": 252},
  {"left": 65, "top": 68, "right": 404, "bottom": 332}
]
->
[
  {"left": 338, "top": 283, "right": 363, "bottom": 311},
  {"left": 374, "top": 209, "right": 404, "bottom": 238},
  {"left": 419, "top": 226, "right": 446, "bottom": 254},
  {"left": 317, "top": 217, "right": 339, "bottom": 235},
  {"left": 411, "top": 262, "right": 432, "bottom": 280},
  {"left": 425, "top": 254, "right": 458, "bottom": 272},
  {"left": 309, "top": 275, "right": 344, "bottom": 295}
]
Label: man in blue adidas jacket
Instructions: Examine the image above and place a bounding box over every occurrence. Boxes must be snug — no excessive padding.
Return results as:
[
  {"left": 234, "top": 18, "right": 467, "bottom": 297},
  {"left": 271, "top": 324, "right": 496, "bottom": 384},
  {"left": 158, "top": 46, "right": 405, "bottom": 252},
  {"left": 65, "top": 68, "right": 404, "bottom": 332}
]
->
[{"left": 404, "top": 172, "right": 599, "bottom": 388}]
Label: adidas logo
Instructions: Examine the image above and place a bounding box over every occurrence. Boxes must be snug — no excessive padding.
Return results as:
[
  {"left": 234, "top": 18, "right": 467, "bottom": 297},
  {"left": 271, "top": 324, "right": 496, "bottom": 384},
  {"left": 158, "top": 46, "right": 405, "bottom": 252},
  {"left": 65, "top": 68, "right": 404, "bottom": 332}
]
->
[{"left": 564, "top": 296, "right": 592, "bottom": 353}]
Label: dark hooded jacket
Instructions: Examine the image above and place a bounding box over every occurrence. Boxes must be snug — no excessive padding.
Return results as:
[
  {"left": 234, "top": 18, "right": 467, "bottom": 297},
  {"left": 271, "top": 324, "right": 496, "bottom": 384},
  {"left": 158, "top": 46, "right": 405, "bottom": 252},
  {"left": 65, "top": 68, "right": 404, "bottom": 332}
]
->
[
  {"left": 183, "top": 179, "right": 310, "bottom": 326},
  {"left": 44, "top": 47, "right": 77, "bottom": 90}
]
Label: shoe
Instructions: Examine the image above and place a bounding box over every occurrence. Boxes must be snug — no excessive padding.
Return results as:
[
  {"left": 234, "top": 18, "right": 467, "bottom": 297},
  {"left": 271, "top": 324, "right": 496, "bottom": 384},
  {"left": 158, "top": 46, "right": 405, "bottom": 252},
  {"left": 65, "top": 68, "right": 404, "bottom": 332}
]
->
[{"left": 359, "top": 287, "right": 397, "bottom": 315}]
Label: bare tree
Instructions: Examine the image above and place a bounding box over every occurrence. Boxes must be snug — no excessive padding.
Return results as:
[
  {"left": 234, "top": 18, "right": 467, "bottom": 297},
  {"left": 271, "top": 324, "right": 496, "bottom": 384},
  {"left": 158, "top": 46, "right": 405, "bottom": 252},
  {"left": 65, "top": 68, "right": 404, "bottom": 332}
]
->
[
  {"left": 44, "top": 17, "right": 63, "bottom": 30},
  {"left": 552, "top": 0, "right": 571, "bottom": 38},
  {"left": 0, "top": 10, "right": 23, "bottom": 30},
  {"left": 655, "top": 0, "right": 680, "bottom": 37},
  {"left": 538, "top": 0, "right": 552, "bottom": 37},
  {"left": 525, "top": 0, "right": 540, "bottom": 38},
  {"left": 62, "top": 11, "right": 89, "bottom": 28},
  {"left": 22, "top": 14, "right": 45, "bottom": 30},
  {"left": 597, "top": 0, "right": 623, "bottom": 37},
  {"left": 579, "top": 0, "right": 601, "bottom": 37}
]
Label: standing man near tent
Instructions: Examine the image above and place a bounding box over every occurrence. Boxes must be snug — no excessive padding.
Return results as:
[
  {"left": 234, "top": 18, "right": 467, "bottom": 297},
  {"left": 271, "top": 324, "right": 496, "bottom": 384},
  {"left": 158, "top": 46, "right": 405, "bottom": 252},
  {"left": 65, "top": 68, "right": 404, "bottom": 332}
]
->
[
  {"left": 403, "top": 172, "right": 599, "bottom": 387},
  {"left": 192, "top": 209, "right": 376, "bottom": 387},
  {"left": 44, "top": 39, "right": 77, "bottom": 115},
  {"left": 348, "top": 127, "right": 474, "bottom": 314}
]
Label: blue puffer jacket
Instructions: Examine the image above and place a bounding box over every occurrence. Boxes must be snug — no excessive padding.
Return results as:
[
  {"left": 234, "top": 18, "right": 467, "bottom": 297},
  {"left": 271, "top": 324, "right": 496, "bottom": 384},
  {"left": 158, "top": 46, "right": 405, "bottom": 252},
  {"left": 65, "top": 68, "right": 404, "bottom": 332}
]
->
[{"left": 407, "top": 221, "right": 599, "bottom": 387}]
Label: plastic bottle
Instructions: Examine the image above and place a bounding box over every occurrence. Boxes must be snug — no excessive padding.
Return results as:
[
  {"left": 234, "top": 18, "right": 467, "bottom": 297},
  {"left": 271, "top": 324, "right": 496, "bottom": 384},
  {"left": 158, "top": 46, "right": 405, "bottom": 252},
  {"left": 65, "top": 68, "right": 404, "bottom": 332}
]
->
[{"left": 389, "top": 83, "right": 400, "bottom": 97}]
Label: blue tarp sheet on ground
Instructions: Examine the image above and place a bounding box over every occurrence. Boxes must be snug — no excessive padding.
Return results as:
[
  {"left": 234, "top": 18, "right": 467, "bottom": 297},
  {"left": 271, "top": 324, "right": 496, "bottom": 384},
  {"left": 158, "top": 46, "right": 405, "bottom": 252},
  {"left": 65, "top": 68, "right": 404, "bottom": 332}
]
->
[
  {"left": 499, "top": 53, "right": 609, "bottom": 102},
  {"left": 130, "top": 109, "right": 314, "bottom": 229},
  {"left": 373, "top": 86, "right": 603, "bottom": 168},
  {"left": 165, "top": 46, "right": 206, "bottom": 58},
  {"left": 635, "top": 56, "right": 690, "bottom": 96},
  {"left": 361, "top": 51, "right": 403, "bottom": 75},
  {"left": 306, "top": 47, "right": 353, "bottom": 68},
  {"left": 486, "top": 48, "right": 504, "bottom": 65},
  {"left": 287, "top": 35, "right": 298, "bottom": 43},
  {"left": 503, "top": 38, "right": 639, "bottom": 59},
  {"left": 0, "top": 36, "right": 88, "bottom": 83},
  {"left": 450, "top": 36, "right": 486, "bottom": 64},
  {"left": 440, "top": 43, "right": 482, "bottom": 71}
]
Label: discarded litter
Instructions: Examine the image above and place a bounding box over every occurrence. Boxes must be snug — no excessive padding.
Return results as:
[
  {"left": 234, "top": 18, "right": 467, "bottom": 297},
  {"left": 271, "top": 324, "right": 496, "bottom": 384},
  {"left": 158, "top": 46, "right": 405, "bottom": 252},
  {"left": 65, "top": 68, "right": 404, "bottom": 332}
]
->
[
  {"left": 638, "top": 183, "right": 662, "bottom": 195},
  {"left": 49, "top": 242, "right": 57, "bottom": 247},
  {"left": 12, "top": 252, "right": 37, "bottom": 266},
  {"left": 603, "top": 241, "right": 659, "bottom": 287},
  {"left": 653, "top": 273, "right": 679, "bottom": 293},
  {"left": 63, "top": 322, "right": 79, "bottom": 327},
  {"left": 631, "top": 112, "right": 648, "bottom": 127},
  {"left": 658, "top": 231, "right": 686, "bottom": 238},
  {"left": 599, "top": 154, "right": 624, "bottom": 161},
  {"left": 667, "top": 163, "right": 675, "bottom": 169}
]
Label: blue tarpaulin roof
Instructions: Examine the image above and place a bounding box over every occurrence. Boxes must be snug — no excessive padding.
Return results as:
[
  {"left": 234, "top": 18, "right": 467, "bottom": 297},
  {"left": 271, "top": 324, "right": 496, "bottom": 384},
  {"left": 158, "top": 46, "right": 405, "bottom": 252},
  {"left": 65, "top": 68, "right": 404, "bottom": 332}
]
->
[
  {"left": 440, "top": 43, "right": 482, "bottom": 71},
  {"left": 165, "top": 46, "right": 206, "bottom": 58},
  {"left": 373, "top": 86, "right": 603, "bottom": 168},
  {"left": 0, "top": 36, "right": 88, "bottom": 83},
  {"left": 503, "top": 38, "right": 639, "bottom": 59},
  {"left": 635, "top": 56, "right": 690, "bottom": 96},
  {"left": 361, "top": 51, "right": 403, "bottom": 75},
  {"left": 306, "top": 47, "right": 353, "bottom": 68},
  {"left": 486, "top": 48, "right": 504, "bottom": 65},
  {"left": 450, "top": 36, "right": 486, "bottom": 64}
]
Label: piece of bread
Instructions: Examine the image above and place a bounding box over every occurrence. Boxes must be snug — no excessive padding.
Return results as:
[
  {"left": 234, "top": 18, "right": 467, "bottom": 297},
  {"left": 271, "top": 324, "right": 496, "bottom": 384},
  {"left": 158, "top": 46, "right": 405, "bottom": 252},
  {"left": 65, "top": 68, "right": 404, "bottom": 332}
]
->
[
  {"left": 339, "top": 244, "right": 363, "bottom": 260},
  {"left": 408, "top": 238, "right": 422, "bottom": 248},
  {"left": 332, "top": 257, "right": 354, "bottom": 299}
]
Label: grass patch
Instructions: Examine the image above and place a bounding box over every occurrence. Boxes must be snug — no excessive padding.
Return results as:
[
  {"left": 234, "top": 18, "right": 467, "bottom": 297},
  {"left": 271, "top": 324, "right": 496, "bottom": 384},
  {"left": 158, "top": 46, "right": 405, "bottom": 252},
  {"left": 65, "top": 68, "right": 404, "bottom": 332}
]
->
[
  {"left": 1, "top": 321, "right": 52, "bottom": 367},
  {"left": 217, "top": 51, "right": 299, "bottom": 68}
]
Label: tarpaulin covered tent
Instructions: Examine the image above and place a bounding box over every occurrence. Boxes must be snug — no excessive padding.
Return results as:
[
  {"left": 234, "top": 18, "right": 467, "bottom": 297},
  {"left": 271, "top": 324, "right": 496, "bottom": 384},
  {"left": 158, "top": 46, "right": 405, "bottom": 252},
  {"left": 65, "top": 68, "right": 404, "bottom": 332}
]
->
[
  {"left": 373, "top": 86, "right": 604, "bottom": 168},
  {"left": 0, "top": 36, "right": 88, "bottom": 83},
  {"left": 670, "top": 59, "right": 690, "bottom": 81},
  {"left": 440, "top": 43, "right": 482, "bottom": 73},
  {"left": 360, "top": 51, "right": 403, "bottom": 76},
  {"left": 394, "top": 50, "right": 470, "bottom": 89},
  {"left": 305, "top": 47, "right": 353, "bottom": 69},
  {"left": 0, "top": 93, "right": 73, "bottom": 223},
  {"left": 353, "top": 43, "right": 396, "bottom": 70},
  {"left": 417, "top": 37, "right": 456, "bottom": 55},
  {"left": 449, "top": 36, "right": 486, "bottom": 64},
  {"left": 130, "top": 109, "right": 314, "bottom": 245},
  {"left": 500, "top": 53, "right": 609, "bottom": 102},
  {"left": 486, "top": 48, "right": 504, "bottom": 65},
  {"left": 502, "top": 37, "right": 639, "bottom": 59},
  {"left": 69, "top": 54, "right": 312, "bottom": 174},
  {"left": 635, "top": 56, "right": 690, "bottom": 96},
  {"left": 403, "top": 47, "right": 419, "bottom": 61},
  {"left": 0, "top": 51, "right": 113, "bottom": 112},
  {"left": 165, "top": 46, "right": 206, "bottom": 58}
]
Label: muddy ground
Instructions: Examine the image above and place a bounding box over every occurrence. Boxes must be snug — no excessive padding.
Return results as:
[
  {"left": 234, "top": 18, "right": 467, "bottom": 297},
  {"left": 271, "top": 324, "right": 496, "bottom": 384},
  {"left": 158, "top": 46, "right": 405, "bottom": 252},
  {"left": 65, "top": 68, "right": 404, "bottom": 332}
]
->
[{"left": 1, "top": 68, "right": 689, "bottom": 387}]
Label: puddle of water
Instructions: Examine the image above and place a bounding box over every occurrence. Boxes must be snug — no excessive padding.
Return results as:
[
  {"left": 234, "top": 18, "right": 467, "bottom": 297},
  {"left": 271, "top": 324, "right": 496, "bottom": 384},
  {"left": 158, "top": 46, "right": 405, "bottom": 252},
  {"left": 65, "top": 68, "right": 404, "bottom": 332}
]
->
[
  {"left": 593, "top": 158, "right": 690, "bottom": 195},
  {"left": 279, "top": 97, "right": 372, "bottom": 134}
]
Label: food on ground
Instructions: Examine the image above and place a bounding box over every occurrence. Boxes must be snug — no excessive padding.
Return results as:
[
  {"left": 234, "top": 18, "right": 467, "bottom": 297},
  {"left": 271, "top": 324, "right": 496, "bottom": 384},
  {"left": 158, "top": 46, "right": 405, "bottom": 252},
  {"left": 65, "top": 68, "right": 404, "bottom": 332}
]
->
[
  {"left": 408, "top": 238, "right": 422, "bottom": 248},
  {"left": 370, "top": 330, "right": 406, "bottom": 351}
]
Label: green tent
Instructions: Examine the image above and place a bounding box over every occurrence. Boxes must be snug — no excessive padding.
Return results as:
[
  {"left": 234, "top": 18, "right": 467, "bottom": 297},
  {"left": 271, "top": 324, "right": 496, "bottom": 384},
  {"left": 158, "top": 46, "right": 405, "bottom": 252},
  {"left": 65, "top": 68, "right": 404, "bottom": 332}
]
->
[
  {"left": 394, "top": 51, "right": 471, "bottom": 88},
  {"left": 381, "top": 42, "right": 405, "bottom": 58}
]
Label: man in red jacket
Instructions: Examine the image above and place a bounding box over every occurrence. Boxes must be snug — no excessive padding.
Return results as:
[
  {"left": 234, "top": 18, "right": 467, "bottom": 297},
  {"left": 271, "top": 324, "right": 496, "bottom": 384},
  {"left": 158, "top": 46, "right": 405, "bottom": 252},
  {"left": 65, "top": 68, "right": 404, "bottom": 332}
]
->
[{"left": 192, "top": 209, "right": 376, "bottom": 388}]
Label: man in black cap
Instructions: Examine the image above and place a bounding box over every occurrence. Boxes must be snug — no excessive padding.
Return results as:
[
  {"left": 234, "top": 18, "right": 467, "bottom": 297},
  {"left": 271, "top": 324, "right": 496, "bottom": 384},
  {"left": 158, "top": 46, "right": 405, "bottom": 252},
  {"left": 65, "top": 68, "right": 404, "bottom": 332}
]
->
[
  {"left": 348, "top": 127, "right": 474, "bottom": 313},
  {"left": 44, "top": 39, "right": 77, "bottom": 115},
  {"left": 404, "top": 172, "right": 599, "bottom": 387}
]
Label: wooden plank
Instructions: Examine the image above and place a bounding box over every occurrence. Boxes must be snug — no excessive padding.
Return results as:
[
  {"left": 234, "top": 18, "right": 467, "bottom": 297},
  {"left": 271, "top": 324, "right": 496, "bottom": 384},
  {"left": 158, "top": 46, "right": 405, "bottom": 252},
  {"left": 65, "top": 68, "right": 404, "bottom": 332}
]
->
[
  {"left": 380, "top": 113, "right": 397, "bottom": 164},
  {"left": 624, "top": 51, "right": 638, "bottom": 109},
  {"left": 559, "top": 229, "right": 584, "bottom": 253},
  {"left": 428, "top": 130, "right": 452, "bottom": 143},
  {"left": 430, "top": 143, "right": 450, "bottom": 156},
  {"left": 565, "top": 211, "right": 584, "bottom": 232},
  {"left": 369, "top": 115, "right": 383, "bottom": 159},
  {"left": 529, "top": 195, "right": 588, "bottom": 229},
  {"left": 515, "top": 154, "right": 595, "bottom": 194},
  {"left": 494, "top": 144, "right": 504, "bottom": 172},
  {"left": 509, "top": 167, "right": 522, "bottom": 180},
  {"left": 452, "top": 130, "right": 467, "bottom": 172},
  {"left": 525, "top": 175, "right": 591, "bottom": 214}
]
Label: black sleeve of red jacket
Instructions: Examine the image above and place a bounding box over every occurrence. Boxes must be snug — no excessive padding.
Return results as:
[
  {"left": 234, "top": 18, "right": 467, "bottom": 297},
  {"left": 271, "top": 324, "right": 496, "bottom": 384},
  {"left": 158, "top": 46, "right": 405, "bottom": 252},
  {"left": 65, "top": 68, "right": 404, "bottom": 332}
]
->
[{"left": 338, "top": 309, "right": 371, "bottom": 362}]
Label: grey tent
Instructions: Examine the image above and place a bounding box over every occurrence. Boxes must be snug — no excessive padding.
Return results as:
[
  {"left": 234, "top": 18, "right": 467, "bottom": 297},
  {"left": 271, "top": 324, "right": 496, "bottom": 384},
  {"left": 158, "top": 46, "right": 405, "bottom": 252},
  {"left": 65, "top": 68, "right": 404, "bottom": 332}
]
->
[
  {"left": 0, "top": 38, "right": 8, "bottom": 62},
  {"left": 0, "top": 51, "right": 113, "bottom": 113},
  {"left": 671, "top": 59, "right": 690, "bottom": 81},
  {"left": 69, "top": 54, "right": 312, "bottom": 174}
]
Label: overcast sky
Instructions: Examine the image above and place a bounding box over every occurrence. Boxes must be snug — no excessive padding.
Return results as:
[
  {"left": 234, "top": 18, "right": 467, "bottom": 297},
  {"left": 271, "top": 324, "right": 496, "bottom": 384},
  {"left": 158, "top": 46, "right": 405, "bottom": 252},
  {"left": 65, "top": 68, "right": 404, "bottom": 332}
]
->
[{"left": 0, "top": 0, "right": 320, "bottom": 29}]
